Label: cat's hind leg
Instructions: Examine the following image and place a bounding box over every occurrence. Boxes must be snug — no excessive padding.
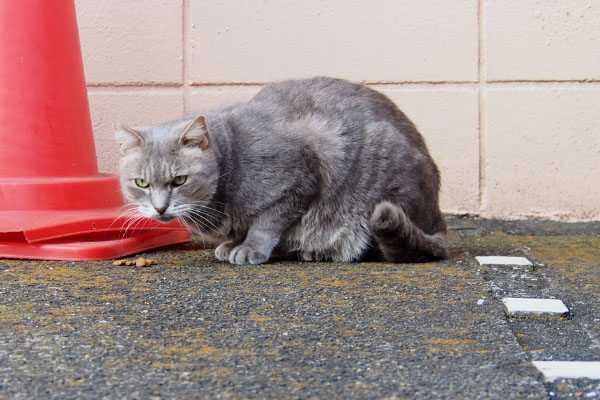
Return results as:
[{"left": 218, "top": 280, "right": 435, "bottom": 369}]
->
[{"left": 369, "top": 201, "right": 449, "bottom": 262}]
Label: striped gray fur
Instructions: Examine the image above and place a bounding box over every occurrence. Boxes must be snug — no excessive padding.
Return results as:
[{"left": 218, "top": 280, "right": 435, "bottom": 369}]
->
[{"left": 115, "top": 77, "right": 448, "bottom": 264}]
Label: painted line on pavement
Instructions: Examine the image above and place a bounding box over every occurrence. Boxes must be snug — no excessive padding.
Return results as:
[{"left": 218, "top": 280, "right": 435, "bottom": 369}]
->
[
  {"left": 533, "top": 361, "right": 600, "bottom": 382},
  {"left": 476, "top": 256, "right": 533, "bottom": 266},
  {"left": 502, "top": 297, "right": 569, "bottom": 317}
]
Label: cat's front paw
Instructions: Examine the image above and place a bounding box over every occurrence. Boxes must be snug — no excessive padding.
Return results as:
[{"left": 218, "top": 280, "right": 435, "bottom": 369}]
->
[
  {"left": 215, "top": 240, "right": 236, "bottom": 261},
  {"left": 229, "top": 244, "right": 269, "bottom": 265}
]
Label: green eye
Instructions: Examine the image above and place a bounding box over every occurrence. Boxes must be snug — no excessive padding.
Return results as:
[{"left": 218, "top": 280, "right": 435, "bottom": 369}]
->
[
  {"left": 135, "top": 178, "right": 149, "bottom": 188},
  {"left": 172, "top": 175, "right": 187, "bottom": 186}
]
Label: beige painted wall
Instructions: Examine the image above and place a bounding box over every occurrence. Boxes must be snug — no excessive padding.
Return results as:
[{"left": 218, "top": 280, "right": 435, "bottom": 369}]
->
[{"left": 75, "top": 0, "right": 600, "bottom": 221}]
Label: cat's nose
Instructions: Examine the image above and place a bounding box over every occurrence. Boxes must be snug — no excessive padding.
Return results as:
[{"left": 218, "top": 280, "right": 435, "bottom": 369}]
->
[{"left": 155, "top": 207, "right": 166, "bottom": 215}]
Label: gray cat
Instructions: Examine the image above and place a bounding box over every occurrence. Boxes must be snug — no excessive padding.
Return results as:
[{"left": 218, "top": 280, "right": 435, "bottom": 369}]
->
[{"left": 115, "top": 77, "right": 449, "bottom": 264}]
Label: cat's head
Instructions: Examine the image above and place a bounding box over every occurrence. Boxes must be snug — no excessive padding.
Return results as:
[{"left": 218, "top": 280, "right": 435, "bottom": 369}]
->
[{"left": 114, "top": 116, "right": 219, "bottom": 224}]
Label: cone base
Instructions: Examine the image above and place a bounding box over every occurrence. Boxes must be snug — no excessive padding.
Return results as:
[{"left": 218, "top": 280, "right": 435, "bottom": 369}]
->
[
  {"left": 0, "top": 209, "right": 191, "bottom": 261},
  {"left": 0, "top": 230, "right": 191, "bottom": 261},
  {"left": 0, "top": 174, "right": 124, "bottom": 211}
]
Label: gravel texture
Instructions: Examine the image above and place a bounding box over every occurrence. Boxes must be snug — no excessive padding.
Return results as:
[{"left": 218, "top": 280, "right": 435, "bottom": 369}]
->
[{"left": 1, "top": 217, "right": 599, "bottom": 399}]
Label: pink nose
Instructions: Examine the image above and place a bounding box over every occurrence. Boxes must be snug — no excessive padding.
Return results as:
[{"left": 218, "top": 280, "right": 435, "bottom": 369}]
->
[{"left": 155, "top": 207, "right": 166, "bottom": 215}]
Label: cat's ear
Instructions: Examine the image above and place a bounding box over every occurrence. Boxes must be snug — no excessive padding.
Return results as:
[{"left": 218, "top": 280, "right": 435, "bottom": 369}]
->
[
  {"left": 179, "top": 116, "right": 209, "bottom": 150},
  {"left": 113, "top": 123, "right": 144, "bottom": 154}
]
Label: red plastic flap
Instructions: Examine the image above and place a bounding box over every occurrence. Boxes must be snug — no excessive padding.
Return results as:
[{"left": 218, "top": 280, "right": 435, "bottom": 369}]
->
[
  {"left": 0, "top": 230, "right": 191, "bottom": 261},
  {"left": 0, "top": 208, "right": 188, "bottom": 243}
]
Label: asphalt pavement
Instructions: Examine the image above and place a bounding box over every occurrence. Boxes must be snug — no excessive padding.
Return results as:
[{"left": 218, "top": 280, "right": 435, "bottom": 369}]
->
[{"left": 1, "top": 217, "right": 599, "bottom": 399}]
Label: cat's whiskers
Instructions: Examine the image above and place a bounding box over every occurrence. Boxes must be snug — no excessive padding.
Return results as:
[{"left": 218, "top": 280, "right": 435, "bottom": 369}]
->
[
  {"left": 186, "top": 205, "right": 221, "bottom": 224},
  {"left": 120, "top": 207, "right": 151, "bottom": 239},
  {"left": 107, "top": 205, "right": 138, "bottom": 235},
  {"left": 180, "top": 214, "right": 202, "bottom": 234},
  {"left": 191, "top": 203, "right": 228, "bottom": 218},
  {"left": 178, "top": 216, "right": 206, "bottom": 247},
  {"left": 189, "top": 209, "right": 224, "bottom": 224},
  {"left": 181, "top": 213, "right": 213, "bottom": 238},
  {"left": 185, "top": 213, "right": 224, "bottom": 238},
  {"left": 186, "top": 202, "right": 229, "bottom": 226},
  {"left": 173, "top": 201, "right": 224, "bottom": 221},
  {"left": 121, "top": 214, "right": 141, "bottom": 239},
  {"left": 181, "top": 206, "right": 227, "bottom": 238},
  {"left": 111, "top": 206, "right": 145, "bottom": 239}
]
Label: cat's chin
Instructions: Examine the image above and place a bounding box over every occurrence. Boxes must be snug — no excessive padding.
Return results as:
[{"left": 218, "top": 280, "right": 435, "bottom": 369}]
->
[{"left": 154, "top": 215, "right": 177, "bottom": 224}]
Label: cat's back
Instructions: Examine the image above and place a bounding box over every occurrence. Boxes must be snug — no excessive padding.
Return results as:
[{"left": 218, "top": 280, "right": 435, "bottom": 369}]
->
[
  {"left": 251, "top": 76, "right": 381, "bottom": 116},
  {"left": 249, "top": 77, "right": 428, "bottom": 153}
]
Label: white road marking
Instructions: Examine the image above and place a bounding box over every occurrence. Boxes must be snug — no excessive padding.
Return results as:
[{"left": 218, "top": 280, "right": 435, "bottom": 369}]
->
[
  {"left": 533, "top": 361, "right": 600, "bottom": 382},
  {"left": 476, "top": 256, "right": 533, "bottom": 266},
  {"left": 502, "top": 297, "right": 569, "bottom": 316}
]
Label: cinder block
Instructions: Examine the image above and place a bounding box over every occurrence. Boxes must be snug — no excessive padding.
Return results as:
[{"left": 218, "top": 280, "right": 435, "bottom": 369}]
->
[
  {"left": 483, "top": 87, "right": 600, "bottom": 220},
  {"left": 190, "top": 0, "right": 478, "bottom": 83},
  {"left": 502, "top": 297, "right": 569, "bottom": 317},
  {"left": 88, "top": 90, "right": 184, "bottom": 173},
  {"left": 189, "top": 86, "right": 262, "bottom": 111},
  {"left": 380, "top": 86, "right": 480, "bottom": 214},
  {"left": 76, "top": 0, "right": 182, "bottom": 84},
  {"left": 533, "top": 361, "right": 600, "bottom": 382},
  {"left": 487, "top": 1, "right": 600, "bottom": 80}
]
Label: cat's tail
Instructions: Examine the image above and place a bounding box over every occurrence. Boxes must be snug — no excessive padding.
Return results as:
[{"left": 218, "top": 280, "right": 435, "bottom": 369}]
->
[{"left": 369, "top": 201, "right": 449, "bottom": 262}]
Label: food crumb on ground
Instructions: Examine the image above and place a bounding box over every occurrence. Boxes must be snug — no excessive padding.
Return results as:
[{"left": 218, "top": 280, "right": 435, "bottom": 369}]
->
[{"left": 113, "top": 258, "right": 154, "bottom": 267}]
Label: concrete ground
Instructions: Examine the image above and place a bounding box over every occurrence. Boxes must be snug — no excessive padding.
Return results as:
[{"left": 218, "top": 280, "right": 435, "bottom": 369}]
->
[{"left": 1, "top": 217, "right": 599, "bottom": 399}]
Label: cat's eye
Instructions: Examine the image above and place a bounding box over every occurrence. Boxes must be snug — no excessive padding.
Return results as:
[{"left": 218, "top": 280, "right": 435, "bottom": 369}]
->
[
  {"left": 135, "top": 178, "right": 149, "bottom": 188},
  {"left": 172, "top": 175, "right": 187, "bottom": 186}
]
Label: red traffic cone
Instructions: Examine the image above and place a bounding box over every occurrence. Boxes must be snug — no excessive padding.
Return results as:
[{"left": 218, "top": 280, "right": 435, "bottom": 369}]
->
[{"left": 0, "top": 1, "right": 190, "bottom": 260}]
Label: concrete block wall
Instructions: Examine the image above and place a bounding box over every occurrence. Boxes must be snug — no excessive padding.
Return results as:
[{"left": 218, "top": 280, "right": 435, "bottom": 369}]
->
[{"left": 75, "top": 0, "right": 600, "bottom": 221}]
